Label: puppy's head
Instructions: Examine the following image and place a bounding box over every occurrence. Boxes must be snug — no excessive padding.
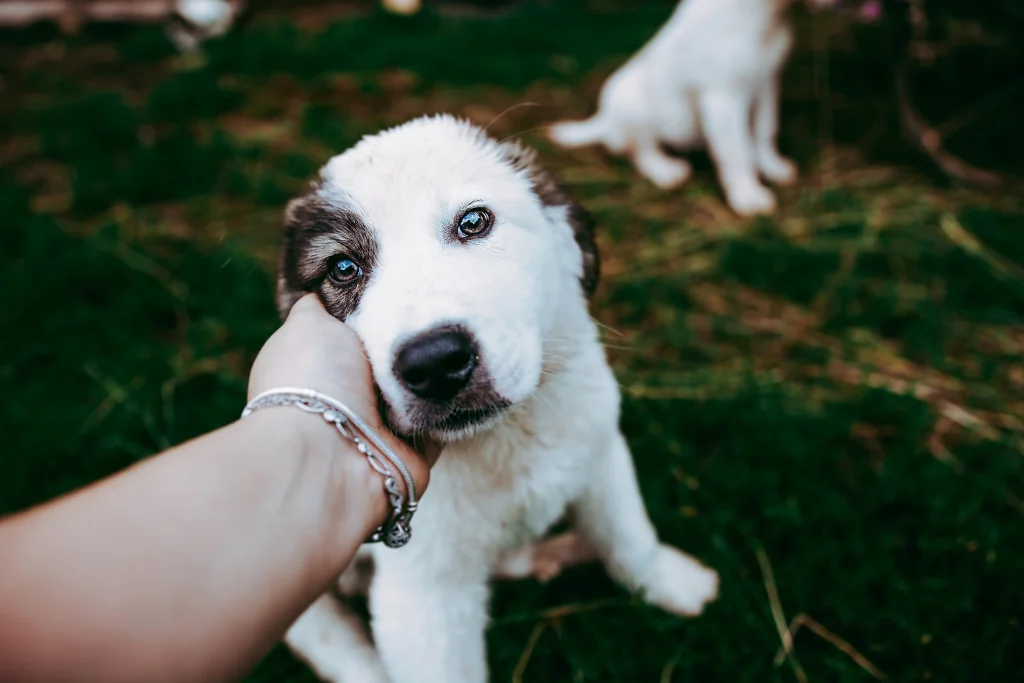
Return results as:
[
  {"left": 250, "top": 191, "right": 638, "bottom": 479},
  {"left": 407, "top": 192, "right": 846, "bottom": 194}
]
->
[{"left": 277, "top": 115, "right": 598, "bottom": 441}]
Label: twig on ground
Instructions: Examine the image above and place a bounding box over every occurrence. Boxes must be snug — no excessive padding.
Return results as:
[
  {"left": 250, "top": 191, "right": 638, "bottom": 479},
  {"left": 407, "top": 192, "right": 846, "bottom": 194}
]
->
[
  {"left": 490, "top": 597, "right": 631, "bottom": 628},
  {"left": 772, "top": 614, "right": 886, "bottom": 681}
]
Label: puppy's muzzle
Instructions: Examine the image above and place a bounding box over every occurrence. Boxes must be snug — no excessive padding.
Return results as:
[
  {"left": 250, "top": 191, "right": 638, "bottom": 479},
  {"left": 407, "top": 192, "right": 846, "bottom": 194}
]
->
[{"left": 393, "top": 326, "right": 477, "bottom": 403}]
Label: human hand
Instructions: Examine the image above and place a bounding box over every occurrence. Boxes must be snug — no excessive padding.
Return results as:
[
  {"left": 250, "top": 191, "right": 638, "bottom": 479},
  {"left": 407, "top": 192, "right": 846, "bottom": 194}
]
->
[{"left": 248, "top": 294, "right": 439, "bottom": 501}]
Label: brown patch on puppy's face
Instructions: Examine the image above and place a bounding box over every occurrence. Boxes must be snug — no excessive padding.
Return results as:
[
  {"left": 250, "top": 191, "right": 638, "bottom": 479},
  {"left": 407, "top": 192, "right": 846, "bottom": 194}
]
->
[
  {"left": 497, "top": 141, "right": 600, "bottom": 298},
  {"left": 276, "top": 184, "right": 380, "bottom": 321}
]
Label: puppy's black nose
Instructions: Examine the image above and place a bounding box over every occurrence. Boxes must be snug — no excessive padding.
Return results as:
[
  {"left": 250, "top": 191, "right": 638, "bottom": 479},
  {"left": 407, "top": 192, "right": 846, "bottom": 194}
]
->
[{"left": 394, "top": 328, "right": 476, "bottom": 402}]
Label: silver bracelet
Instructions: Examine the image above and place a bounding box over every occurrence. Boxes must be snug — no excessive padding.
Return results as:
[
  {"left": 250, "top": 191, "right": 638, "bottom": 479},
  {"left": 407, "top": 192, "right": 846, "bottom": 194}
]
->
[{"left": 241, "top": 388, "right": 418, "bottom": 548}]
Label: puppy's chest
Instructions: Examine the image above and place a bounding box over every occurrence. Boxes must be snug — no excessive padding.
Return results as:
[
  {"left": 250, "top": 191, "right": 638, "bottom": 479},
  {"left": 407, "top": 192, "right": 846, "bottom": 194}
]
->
[
  {"left": 435, "top": 433, "right": 592, "bottom": 550},
  {"left": 756, "top": 23, "right": 793, "bottom": 74},
  {"left": 708, "top": 21, "right": 793, "bottom": 86}
]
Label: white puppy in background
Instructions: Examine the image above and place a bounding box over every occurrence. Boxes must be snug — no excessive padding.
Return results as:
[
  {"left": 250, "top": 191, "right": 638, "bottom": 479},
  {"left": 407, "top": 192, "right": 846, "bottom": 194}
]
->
[
  {"left": 0, "top": 1, "right": 246, "bottom": 50},
  {"left": 275, "top": 115, "right": 718, "bottom": 683},
  {"left": 382, "top": 0, "right": 421, "bottom": 14},
  {"left": 549, "top": 0, "right": 835, "bottom": 216}
]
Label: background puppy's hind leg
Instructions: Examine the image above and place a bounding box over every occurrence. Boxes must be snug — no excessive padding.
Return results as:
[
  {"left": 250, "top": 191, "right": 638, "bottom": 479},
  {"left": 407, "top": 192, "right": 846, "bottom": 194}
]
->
[
  {"left": 699, "top": 91, "right": 775, "bottom": 215},
  {"left": 753, "top": 77, "right": 798, "bottom": 185},
  {"left": 570, "top": 432, "right": 719, "bottom": 618},
  {"left": 286, "top": 593, "right": 390, "bottom": 683}
]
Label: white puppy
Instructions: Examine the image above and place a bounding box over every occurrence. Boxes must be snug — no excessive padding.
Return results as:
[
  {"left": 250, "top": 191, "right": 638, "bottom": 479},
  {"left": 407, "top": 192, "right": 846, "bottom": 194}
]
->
[
  {"left": 549, "top": 0, "right": 834, "bottom": 216},
  {"left": 275, "top": 114, "right": 718, "bottom": 683},
  {"left": 381, "top": 0, "right": 421, "bottom": 14},
  {"left": 0, "top": 1, "right": 245, "bottom": 49}
]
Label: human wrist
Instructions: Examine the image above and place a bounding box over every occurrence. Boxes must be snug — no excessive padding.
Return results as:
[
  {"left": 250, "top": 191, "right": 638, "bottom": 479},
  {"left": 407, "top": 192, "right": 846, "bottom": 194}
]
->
[{"left": 242, "top": 408, "right": 390, "bottom": 545}]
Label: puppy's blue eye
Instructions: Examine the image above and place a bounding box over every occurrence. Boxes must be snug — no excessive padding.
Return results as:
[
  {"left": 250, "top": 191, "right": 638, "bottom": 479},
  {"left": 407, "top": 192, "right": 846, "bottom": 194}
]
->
[
  {"left": 327, "top": 257, "right": 362, "bottom": 285},
  {"left": 457, "top": 208, "right": 493, "bottom": 241}
]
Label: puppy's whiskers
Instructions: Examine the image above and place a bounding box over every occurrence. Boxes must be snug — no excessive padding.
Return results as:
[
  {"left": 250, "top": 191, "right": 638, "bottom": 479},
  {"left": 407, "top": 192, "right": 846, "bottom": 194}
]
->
[
  {"left": 497, "top": 125, "right": 549, "bottom": 145},
  {"left": 482, "top": 102, "right": 541, "bottom": 134},
  {"left": 592, "top": 318, "right": 626, "bottom": 338}
]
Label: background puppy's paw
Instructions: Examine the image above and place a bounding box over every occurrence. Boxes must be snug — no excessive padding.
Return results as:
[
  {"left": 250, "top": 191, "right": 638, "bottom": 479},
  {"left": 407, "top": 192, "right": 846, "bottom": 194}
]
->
[
  {"left": 635, "top": 154, "right": 692, "bottom": 191},
  {"left": 760, "top": 155, "right": 798, "bottom": 185},
  {"left": 727, "top": 183, "right": 776, "bottom": 216},
  {"left": 648, "top": 163, "right": 692, "bottom": 190},
  {"left": 640, "top": 545, "right": 719, "bottom": 617}
]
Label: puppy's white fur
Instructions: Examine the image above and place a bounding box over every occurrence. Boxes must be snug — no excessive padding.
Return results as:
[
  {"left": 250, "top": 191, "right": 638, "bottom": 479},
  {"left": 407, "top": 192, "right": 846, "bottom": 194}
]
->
[
  {"left": 279, "top": 115, "right": 718, "bottom": 683},
  {"left": 549, "top": 0, "right": 834, "bottom": 216}
]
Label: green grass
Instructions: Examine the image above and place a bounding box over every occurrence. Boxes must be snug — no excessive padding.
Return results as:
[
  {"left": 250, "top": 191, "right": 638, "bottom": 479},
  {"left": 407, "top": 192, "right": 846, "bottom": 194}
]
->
[{"left": 2, "top": 1, "right": 1023, "bottom": 681}]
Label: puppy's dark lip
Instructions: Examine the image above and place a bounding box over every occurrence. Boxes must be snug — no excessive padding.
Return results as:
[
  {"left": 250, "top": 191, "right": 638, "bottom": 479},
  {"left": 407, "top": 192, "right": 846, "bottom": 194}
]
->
[
  {"left": 383, "top": 398, "right": 508, "bottom": 439},
  {"left": 435, "top": 403, "right": 506, "bottom": 431}
]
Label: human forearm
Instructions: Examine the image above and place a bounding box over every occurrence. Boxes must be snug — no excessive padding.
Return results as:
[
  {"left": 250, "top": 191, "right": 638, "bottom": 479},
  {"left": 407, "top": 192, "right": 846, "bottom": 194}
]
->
[{"left": 0, "top": 408, "right": 383, "bottom": 683}]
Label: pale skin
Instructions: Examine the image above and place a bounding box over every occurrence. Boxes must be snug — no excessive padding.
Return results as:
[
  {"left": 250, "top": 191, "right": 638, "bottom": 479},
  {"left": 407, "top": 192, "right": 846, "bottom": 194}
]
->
[{"left": 0, "top": 294, "right": 438, "bottom": 683}]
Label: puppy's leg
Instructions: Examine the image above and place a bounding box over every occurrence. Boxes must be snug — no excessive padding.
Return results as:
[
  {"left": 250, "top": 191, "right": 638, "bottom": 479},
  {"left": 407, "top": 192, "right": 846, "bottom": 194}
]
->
[
  {"left": 335, "top": 545, "right": 374, "bottom": 597},
  {"left": 753, "top": 77, "right": 797, "bottom": 185},
  {"left": 494, "top": 531, "right": 600, "bottom": 583},
  {"left": 285, "top": 593, "right": 390, "bottom": 683},
  {"left": 699, "top": 91, "right": 776, "bottom": 216},
  {"left": 370, "top": 568, "right": 490, "bottom": 683},
  {"left": 630, "top": 137, "right": 692, "bottom": 190},
  {"left": 570, "top": 432, "right": 719, "bottom": 617}
]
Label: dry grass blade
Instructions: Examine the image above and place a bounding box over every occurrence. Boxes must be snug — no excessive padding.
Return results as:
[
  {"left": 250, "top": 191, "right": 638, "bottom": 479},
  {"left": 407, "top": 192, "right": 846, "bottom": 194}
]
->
[
  {"left": 772, "top": 614, "right": 886, "bottom": 681},
  {"left": 75, "top": 366, "right": 145, "bottom": 437},
  {"left": 810, "top": 198, "right": 890, "bottom": 318},
  {"left": 755, "top": 544, "right": 808, "bottom": 683},
  {"left": 511, "top": 621, "right": 547, "bottom": 683},
  {"left": 940, "top": 213, "right": 1024, "bottom": 285},
  {"left": 491, "top": 597, "right": 629, "bottom": 627},
  {"left": 96, "top": 240, "right": 189, "bottom": 301},
  {"left": 659, "top": 651, "right": 684, "bottom": 683},
  {"left": 926, "top": 414, "right": 965, "bottom": 470}
]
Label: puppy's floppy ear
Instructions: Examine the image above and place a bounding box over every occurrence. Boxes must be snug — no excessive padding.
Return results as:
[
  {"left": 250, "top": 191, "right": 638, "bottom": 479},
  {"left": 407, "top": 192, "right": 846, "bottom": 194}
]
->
[
  {"left": 563, "top": 200, "right": 600, "bottom": 299},
  {"left": 275, "top": 272, "right": 304, "bottom": 321},
  {"left": 499, "top": 141, "right": 600, "bottom": 298},
  {"left": 275, "top": 193, "right": 314, "bottom": 320}
]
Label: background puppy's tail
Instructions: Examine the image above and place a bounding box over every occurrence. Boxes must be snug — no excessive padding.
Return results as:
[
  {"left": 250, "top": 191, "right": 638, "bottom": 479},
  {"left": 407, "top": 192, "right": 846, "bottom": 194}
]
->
[{"left": 547, "top": 116, "right": 609, "bottom": 149}]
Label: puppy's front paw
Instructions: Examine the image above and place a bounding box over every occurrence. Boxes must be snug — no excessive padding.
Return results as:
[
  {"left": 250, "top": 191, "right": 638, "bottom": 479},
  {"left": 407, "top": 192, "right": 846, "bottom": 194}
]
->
[
  {"left": 727, "top": 182, "right": 776, "bottom": 216},
  {"left": 760, "top": 155, "right": 798, "bottom": 185},
  {"left": 640, "top": 545, "right": 719, "bottom": 617}
]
